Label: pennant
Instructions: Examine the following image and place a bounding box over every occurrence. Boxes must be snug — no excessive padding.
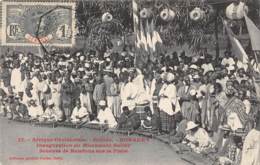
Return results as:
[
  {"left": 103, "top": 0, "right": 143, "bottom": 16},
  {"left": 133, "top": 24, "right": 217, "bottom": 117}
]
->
[
  {"left": 140, "top": 22, "right": 148, "bottom": 51},
  {"left": 223, "top": 20, "right": 248, "bottom": 63},
  {"left": 244, "top": 13, "right": 260, "bottom": 51},
  {"left": 146, "top": 20, "right": 153, "bottom": 50},
  {"left": 151, "top": 20, "right": 162, "bottom": 52}
]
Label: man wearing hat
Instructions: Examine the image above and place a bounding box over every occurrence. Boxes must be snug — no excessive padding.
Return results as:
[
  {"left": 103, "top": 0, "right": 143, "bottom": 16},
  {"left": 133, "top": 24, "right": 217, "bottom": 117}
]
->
[
  {"left": 184, "top": 121, "right": 213, "bottom": 153},
  {"left": 95, "top": 100, "right": 117, "bottom": 128}
]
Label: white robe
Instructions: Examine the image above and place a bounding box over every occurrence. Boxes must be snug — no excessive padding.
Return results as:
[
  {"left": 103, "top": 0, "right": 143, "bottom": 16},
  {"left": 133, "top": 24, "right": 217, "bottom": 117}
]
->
[
  {"left": 28, "top": 105, "right": 43, "bottom": 119},
  {"left": 71, "top": 106, "right": 89, "bottom": 123},
  {"left": 10, "top": 68, "right": 22, "bottom": 93},
  {"left": 97, "top": 108, "right": 117, "bottom": 128},
  {"left": 240, "top": 129, "right": 260, "bottom": 165},
  {"left": 158, "top": 83, "right": 179, "bottom": 115},
  {"left": 120, "top": 82, "right": 138, "bottom": 110}
]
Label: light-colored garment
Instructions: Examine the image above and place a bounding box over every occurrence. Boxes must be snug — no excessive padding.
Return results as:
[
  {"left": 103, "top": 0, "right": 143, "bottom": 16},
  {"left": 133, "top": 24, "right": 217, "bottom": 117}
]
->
[
  {"left": 120, "top": 82, "right": 138, "bottom": 110},
  {"left": 227, "top": 112, "right": 244, "bottom": 131},
  {"left": 221, "top": 57, "right": 235, "bottom": 66},
  {"left": 240, "top": 129, "right": 260, "bottom": 165},
  {"left": 50, "top": 83, "right": 61, "bottom": 109},
  {"left": 70, "top": 106, "right": 89, "bottom": 123},
  {"left": 158, "top": 83, "right": 179, "bottom": 115},
  {"left": 40, "top": 107, "right": 63, "bottom": 121},
  {"left": 243, "top": 100, "right": 251, "bottom": 114},
  {"left": 28, "top": 105, "right": 43, "bottom": 119},
  {"left": 97, "top": 107, "right": 117, "bottom": 128},
  {"left": 10, "top": 68, "right": 22, "bottom": 93},
  {"left": 185, "top": 128, "right": 212, "bottom": 148},
  {"left": 237, "top": 61, "right": 248, "bottom": 71},
  {"left": 201, "top": 63, "right": 214, "bottom": 75}
]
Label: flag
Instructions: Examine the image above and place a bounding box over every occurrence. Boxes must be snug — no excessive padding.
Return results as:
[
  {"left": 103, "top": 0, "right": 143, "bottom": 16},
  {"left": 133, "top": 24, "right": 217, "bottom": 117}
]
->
[
  {"left": 223, "top": 20, "right": 248, "bottom": 63},
  {"left": 132, "top": 0, "right": 151, "bottom": 68},
  {"left": 151, "top": 19, "right": 162, "bottom": 52},
  {"left": 140, "top": 21, "right": 148, "bottom": 51},
  {"left": 146, "top": 20, "right": 153, "bottom": 50},
  {"left": 244, "top": 13, "right": 260, "bottom": 51}
]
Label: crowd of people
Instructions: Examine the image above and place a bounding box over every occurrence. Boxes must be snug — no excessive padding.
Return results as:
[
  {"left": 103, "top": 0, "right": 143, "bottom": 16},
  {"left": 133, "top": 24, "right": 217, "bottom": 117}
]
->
[{"left": 0, "top": 46, "right": 260, "bottom": 165}]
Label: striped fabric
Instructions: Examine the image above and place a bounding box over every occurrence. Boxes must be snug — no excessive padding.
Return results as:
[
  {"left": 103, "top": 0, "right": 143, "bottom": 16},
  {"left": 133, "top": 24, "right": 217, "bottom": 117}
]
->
[{"left": 160, "top": 111, "right": 175, "bottom": 133}]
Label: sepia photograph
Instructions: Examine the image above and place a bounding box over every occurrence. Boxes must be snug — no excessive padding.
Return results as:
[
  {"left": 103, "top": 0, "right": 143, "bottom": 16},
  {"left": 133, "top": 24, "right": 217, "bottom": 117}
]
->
[{"left": 0, "top": 0, "right": 260, "bottom": 165}]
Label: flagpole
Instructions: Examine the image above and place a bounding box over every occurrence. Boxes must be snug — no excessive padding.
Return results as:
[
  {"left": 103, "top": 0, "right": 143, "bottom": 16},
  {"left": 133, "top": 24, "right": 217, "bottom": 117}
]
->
[
  {"left": 132, "top": 0, "right": 138, "bottom": 68},
  {"left": 252, "top": 51, "right": 260, "bottom": 102}
]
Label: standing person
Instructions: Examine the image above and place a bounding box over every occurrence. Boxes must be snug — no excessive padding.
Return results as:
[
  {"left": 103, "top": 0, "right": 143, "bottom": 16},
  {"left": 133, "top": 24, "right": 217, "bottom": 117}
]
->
[
  {"left": 50, "top": 75, "right": 62, "bottom": 112},
  {"left": 0, "top": 62, "right": 11, "bottom": 93},
  {"left": 120, "top": 71, "right": 138, "bottom": 111},
  {"left": 93, "top": 74, "right": 106, "bottom": 114},
  {"left": 240, "top": 111, "right": 260, "bottom": 165},
  {"left": 224, "top": 88, "right": 250, "bottom": 131},
  {"left": 10, "top": 60, "right": 22, "bottom": 94},
  {"left": 80, "top": 76, "right": 96, "bottom": 119},
  {"left": 158, "top": 73, "right": 180, "bottom": 133},
  {"left": 110, "top": 75, "right": 121, "bottom": 118},
  {"left": 61, "top": 74, "right": 75, "bottom": 121},
  {"left": 103, "top": 70, "right": 114, "bottom": 109}
]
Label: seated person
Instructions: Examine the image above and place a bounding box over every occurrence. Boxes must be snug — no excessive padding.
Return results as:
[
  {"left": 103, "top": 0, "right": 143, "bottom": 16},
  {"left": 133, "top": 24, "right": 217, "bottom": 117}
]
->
[
  {"left": 0, "top": 89, "right": 7, "bottom": 115},
  {"left": 0, "top": 95, "right": 8, "bottom": 116},
  {"left": 14, "top": 96, "right": 29, "bottom": 119},
  {"left": 70, "top": 99, "right": 90, "bottom": 124},
  {"left": 7, "top": 95, "right": 20, "bottom": 120},
  {"left": 183, "top": 121, "right": 214, "bottom": 153},
  {"left": 95, "top": 100, "right": 117, "bottom": 128},
  {"left": 27, "top": 99, "right": 43, "bottom": 120},
  {"left": 141, "top": 106, "right": 160, "bottom": 131},
  {"left": 118, "top": 106, "right": 141, "bottom": 130},
  {"left": 39, "top": 100, "right": 63, "bottom": 122},
  {"left": 218, "top": 134, "right": 243, "bottom": 165}
]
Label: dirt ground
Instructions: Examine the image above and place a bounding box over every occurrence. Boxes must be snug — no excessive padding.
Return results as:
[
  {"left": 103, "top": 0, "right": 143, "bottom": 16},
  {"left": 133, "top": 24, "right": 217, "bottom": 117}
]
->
[{"left": 0, "top": 118, "right": 192, "bottom": 165}]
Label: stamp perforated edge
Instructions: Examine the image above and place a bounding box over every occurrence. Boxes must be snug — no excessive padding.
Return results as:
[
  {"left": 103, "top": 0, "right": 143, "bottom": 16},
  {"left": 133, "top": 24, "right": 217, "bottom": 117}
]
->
[{"left": 1, "top": 1, "right": 76, "bottom": 47}]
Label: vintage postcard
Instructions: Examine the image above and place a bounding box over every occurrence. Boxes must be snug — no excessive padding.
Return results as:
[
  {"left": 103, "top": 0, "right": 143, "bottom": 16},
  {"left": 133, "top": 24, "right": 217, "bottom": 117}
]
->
[{"left": 0, "top": 0, "right": 260, "bottom": 165}]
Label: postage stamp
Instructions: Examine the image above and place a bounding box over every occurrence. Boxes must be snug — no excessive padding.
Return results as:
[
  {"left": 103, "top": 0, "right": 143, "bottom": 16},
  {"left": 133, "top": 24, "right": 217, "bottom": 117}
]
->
[{"left": 1, "top": 1, "right": 76, "bottom": 46}]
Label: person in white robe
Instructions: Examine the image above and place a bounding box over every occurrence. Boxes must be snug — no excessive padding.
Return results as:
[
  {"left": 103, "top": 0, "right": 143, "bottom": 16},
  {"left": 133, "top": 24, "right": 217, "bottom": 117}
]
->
[
  {"left": 240, "top": 112, "right": 260, "bottom": 165},
  {"left": 95, "top": 100, "right": 117, "bottom": 128},
  {"left": 70, "top": 99, "right": 89, "bottom": 124},
  {"left": 10, "top": 61, "right": 22, "bottom": 94},
  {"left": 27, "top": 99, "right": 43, "bottom": 119},
  {"left": 120, "top": 74, "right": 138, "bottom": 111},
  {"left": 39, "top": 100, "right": 63, "bottom": 122}
]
